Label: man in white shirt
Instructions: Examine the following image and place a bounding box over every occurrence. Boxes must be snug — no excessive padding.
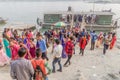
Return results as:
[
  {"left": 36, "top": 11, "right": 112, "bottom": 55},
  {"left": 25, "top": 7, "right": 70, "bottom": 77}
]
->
[{"left": 52, "top": 39, "right": 63, "bottom": 73}]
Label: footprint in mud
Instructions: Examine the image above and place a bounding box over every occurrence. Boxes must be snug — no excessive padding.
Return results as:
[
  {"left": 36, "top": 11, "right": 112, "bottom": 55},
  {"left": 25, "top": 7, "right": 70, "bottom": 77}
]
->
[
  {"left": 75, "top": 70, "right": 87, "bottom": 80},
  {"left": 107, "top": 73, "right": 119, "bottom": 80},
  {"left": 101, "top": 73, "right": 120, "bottom": 80}
]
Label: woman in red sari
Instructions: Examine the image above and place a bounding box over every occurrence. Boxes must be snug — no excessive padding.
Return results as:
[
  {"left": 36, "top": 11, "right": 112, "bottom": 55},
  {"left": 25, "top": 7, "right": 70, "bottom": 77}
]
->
[
  {"left": 79, "top": 35, "right": 87, "bottom": 56},
  {"left": 110, "top": 33, "right": 117, "bottom": 49}
]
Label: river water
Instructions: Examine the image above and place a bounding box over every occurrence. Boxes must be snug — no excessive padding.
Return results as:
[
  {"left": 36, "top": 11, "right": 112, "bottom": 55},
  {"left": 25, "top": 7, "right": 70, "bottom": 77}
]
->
[
  {"left": 0, "top": 1, "right": 120, "bottom": 24},
  {"left": 0, "top": 1, "right": 120, "bottom": 39}
]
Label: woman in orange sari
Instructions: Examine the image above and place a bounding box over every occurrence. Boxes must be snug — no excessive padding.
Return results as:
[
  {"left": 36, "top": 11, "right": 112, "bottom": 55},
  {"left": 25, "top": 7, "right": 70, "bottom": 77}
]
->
[
  {"left": 110, "top": 33, "right": 117, "bottom": 49},
  {"left": 79, "top": 35, "right": 87, "bottom": 56}
]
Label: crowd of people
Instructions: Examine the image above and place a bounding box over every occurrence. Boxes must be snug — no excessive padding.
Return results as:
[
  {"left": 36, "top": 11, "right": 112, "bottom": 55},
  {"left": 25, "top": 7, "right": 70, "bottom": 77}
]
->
[{"left": 0, "top": 27, "right": 117, "bottom": 80}]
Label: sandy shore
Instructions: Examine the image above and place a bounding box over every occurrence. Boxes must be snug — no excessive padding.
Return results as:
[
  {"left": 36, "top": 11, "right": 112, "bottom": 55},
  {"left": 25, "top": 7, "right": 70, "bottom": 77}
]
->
[{"left": 0, "top": 43, "right": 120, "bottom": 80}]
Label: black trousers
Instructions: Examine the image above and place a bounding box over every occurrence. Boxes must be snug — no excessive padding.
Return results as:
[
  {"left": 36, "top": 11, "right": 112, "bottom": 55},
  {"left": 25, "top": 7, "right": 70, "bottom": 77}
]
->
[
  {"left": 42, "top": 52, "right": 49, "bottom": 61},
  {"left": 80, "top": 48, "right": 84, "bottom": 56},
  {"left": 103, "top": 44, "right": 109, "bottom": 55},
  {"left": 64, "top": 55, "right": 72, "bottom": 66}
]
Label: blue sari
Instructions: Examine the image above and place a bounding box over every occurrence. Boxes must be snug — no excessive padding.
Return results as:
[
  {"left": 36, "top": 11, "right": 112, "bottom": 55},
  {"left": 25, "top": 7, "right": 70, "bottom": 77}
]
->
[{"left": 61, "top": 37, "right": 67, "bottom": 58}]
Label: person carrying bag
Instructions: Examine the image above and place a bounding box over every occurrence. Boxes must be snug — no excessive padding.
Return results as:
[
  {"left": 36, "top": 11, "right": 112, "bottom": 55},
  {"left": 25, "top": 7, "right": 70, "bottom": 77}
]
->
[{"left": 31, "top": 49, "right": 48, "bottom": 80}]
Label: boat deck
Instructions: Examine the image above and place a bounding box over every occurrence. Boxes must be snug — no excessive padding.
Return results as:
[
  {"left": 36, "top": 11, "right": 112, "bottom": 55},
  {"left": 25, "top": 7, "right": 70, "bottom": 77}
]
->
[{"left": 85, "top": 24, "right": 115, "bottom": 31}]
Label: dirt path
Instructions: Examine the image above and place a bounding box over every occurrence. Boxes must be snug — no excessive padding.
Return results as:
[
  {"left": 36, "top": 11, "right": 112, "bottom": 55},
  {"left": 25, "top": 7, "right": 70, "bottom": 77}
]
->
[{"left": 0, "top": 44, "right": 120, "bottom": 80}]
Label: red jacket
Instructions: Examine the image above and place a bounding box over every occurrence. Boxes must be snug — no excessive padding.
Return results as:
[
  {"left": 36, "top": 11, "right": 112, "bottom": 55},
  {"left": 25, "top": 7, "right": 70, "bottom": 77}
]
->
[
  {"left": 65, "top": 41, "right": 74, "bottom": 55},
  {"left": 79, "top": 37, "right": 87, "bottom": 49}
]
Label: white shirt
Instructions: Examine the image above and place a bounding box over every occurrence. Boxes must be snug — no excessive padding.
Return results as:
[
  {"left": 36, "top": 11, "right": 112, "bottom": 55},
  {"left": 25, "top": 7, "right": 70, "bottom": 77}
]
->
[{"left": 53, "top": 44, "right": 63, "bottom": 58}]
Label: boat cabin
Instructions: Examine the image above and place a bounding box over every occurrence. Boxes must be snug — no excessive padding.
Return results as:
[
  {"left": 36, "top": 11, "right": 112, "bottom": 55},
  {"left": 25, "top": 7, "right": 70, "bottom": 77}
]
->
[{"left": 43, "top": 8, "right": 115, "bottom": 31}]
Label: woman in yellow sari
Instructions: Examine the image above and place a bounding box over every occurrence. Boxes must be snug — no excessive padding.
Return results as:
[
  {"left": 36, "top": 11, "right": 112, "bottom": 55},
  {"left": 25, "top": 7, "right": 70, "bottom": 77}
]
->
[{"left": 96, "top": 32, "right": 103, "bottom": 48}]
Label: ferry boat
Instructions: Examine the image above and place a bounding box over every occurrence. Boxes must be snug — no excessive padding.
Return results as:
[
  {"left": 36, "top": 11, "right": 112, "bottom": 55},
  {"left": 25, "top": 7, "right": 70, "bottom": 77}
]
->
[
  {"left": 0, "top": 17, "right": 7, "bottom": 24},
  {"left": 41, "top": 6, "right": 116, "bottom": 32}
]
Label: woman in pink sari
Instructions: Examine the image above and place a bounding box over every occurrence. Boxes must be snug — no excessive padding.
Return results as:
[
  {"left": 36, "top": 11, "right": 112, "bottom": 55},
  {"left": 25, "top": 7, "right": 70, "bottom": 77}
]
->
[{"left": 10, "top": 41, "right": 20, "bottom": 60}]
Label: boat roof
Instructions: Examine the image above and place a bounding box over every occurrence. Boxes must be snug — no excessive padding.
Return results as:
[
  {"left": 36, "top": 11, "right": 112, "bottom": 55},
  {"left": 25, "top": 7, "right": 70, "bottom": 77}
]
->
[{"left": 44, "top": 11, "right": 115, "bottom": 16}]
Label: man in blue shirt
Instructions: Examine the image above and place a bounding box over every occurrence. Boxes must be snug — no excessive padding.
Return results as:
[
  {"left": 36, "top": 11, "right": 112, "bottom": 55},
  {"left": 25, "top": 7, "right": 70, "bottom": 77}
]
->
[
  {"left": 90, "top": 30, "right": 97, "bottom": 50},
  {"left": 36, "top": 33, "right": 49, "bottom": 61}
]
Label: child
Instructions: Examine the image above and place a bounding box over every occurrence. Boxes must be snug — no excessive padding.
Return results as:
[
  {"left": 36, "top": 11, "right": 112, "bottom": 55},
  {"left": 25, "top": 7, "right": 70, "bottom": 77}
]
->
[{"left": 31, "top": 49, "right": 49, "bottom": 80}]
